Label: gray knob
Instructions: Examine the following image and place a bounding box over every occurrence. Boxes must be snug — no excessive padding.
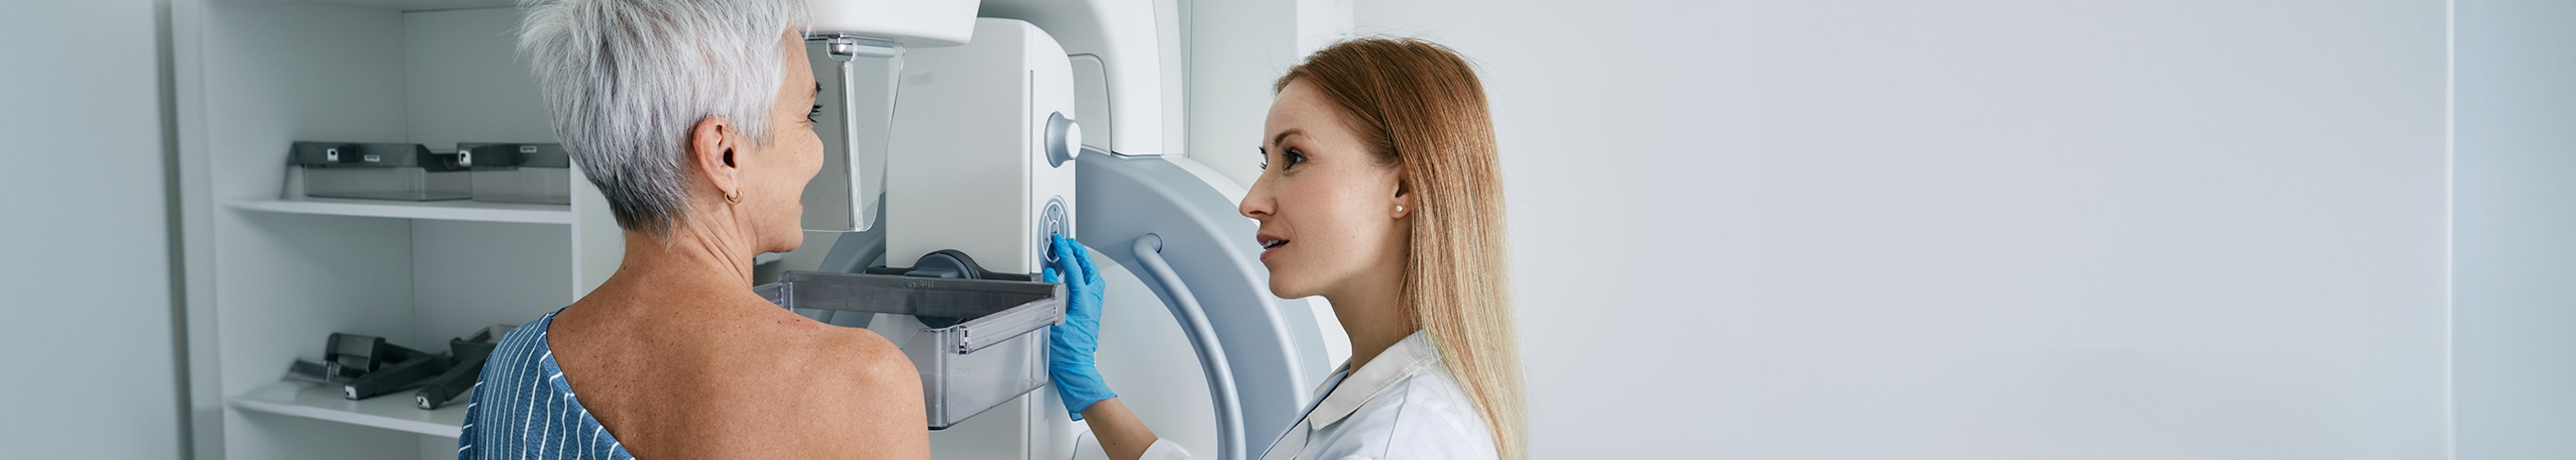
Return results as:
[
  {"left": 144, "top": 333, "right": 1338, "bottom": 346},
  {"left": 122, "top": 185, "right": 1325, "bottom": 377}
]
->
[{"left": 1045, "top": 112, "right": 1080, "bottom": 167}]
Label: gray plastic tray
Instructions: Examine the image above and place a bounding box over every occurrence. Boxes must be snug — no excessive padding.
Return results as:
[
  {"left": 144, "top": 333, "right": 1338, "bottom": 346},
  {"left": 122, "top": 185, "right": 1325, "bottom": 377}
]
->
[
  {"left": 755, "top": 270, "right": 1064, "bottom": 429},
  {"left": 462, "top": 143, "right": 572, "bottom": 205},
  {"left": 289, "top": 142, "right": 471, "bottom": 201}
]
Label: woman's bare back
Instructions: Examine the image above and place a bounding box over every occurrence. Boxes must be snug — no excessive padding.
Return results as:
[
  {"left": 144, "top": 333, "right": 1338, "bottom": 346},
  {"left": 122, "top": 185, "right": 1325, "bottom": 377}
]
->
[{"left": 548, "top": 282, "right": 927, "bottom": 459}]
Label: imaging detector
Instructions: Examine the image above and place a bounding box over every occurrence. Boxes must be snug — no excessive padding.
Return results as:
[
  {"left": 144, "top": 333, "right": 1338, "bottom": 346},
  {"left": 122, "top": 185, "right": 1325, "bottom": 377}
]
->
[{"left": 756, "top": 1, "right": 1337, "bottom": 459}]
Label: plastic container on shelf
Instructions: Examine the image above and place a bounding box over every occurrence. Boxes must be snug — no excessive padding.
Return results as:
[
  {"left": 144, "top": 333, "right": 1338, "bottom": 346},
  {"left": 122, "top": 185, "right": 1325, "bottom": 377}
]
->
[
  {"left": 291, "top": 142, "right": 471, "bottom": 201},
  {"left": 462, "top": 143, "right": 572, "bottom": 205},
  {"left": 755, "top": 270, "right": 1064, "bottom": 430}
]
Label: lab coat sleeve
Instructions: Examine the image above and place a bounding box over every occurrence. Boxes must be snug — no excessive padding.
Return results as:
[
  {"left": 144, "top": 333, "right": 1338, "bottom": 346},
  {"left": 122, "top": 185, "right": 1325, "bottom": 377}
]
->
[{"left": 1141, "top": 439, "right": 1194, "bottom": 460}]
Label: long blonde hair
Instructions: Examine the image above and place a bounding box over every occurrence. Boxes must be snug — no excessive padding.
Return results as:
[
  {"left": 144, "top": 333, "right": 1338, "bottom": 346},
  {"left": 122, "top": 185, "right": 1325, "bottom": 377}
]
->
[{"left": 1277, "top": 37, "right": 1525, "bottom": 460}]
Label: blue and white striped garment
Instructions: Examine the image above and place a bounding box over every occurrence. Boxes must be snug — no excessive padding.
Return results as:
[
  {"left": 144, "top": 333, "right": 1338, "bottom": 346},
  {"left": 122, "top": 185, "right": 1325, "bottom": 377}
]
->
[{"left": 459, "top": 310, "right": 635, "bottom": 459}]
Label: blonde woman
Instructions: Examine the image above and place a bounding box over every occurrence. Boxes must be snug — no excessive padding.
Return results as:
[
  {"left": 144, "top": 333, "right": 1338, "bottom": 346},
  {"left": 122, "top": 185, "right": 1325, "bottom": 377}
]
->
[{"left": 1046, "top": 37, "right": 1527, "bottom": 460}]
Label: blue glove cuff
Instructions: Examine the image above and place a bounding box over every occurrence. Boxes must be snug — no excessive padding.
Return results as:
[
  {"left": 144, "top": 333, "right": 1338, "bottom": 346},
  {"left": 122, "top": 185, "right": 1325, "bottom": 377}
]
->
[{"left": 1053, "top": 363, "right": 1116, "bottom": 420}]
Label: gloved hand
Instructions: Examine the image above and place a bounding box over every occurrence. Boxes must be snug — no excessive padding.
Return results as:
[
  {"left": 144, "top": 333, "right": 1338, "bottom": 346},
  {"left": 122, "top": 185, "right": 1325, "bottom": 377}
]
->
[{"left": 1044, "top": 234, "right": 1114, "bottom": 420}]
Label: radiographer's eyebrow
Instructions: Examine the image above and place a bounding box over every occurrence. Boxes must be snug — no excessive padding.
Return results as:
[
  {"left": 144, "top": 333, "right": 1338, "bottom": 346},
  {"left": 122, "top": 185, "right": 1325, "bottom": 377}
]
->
[{"left": 1269, "top": 128, "right": 1305, "bottom": 149}]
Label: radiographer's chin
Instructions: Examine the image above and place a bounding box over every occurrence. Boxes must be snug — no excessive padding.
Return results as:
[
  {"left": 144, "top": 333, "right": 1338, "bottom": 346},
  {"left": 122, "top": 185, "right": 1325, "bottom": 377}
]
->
[{"left": 1265, "top": 273, "right": 1316, "bottom": 301}]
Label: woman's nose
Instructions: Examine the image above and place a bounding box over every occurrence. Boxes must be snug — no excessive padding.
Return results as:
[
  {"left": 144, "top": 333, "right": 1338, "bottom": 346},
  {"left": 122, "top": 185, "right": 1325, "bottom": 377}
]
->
[{"left": 1239, "top": 182, "right": 1272, "bottom": 220}]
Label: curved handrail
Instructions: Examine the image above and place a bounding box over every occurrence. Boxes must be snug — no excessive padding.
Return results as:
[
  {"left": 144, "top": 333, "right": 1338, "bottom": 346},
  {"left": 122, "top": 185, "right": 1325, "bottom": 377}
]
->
[{"left": 1131, "top": 233, "right": 1247, "bottom": 460}]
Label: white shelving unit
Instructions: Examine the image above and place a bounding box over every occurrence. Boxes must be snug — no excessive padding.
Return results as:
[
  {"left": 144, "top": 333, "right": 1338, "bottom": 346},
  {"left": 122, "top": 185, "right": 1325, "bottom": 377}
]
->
[
  {"left": 230, "top": 382, "right": 469, "bottom": 438},
  {"left": 173, "top": 2, "right": 623, "bottom": 459},
  {"left": 230, "top": 199, "right": 572, "bottom": 225}
]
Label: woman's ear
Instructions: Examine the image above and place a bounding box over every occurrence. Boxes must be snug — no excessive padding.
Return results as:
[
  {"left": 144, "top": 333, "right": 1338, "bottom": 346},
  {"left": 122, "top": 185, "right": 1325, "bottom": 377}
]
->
[
  {"left": 1391, "top": 169, "right": 1414, "bottom": 218},
  {"left": 690, "top": 115, "right": 741, "bottom": 201}
]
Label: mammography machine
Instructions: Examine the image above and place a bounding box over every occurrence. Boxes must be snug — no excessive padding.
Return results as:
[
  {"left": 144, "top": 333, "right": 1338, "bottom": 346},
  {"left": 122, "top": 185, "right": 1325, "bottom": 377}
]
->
[{"left": 759, "top": 1, "right": 1336, "bottom": 459}]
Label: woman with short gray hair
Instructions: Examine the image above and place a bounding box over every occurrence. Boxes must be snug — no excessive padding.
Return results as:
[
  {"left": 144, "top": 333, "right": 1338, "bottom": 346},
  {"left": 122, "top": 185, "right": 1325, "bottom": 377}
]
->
[{"left": 459, "top": 1, "right": 929, "bottom": 458}]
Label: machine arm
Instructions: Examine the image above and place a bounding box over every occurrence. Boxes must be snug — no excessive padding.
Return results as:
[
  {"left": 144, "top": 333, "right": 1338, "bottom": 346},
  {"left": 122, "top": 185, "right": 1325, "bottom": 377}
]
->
[
  {"left": 1131, "top": 233, "right": 1248, "bottom": 460},
  {"left": 1079, "top": 151, "right": 1329, "bottom": 460}
]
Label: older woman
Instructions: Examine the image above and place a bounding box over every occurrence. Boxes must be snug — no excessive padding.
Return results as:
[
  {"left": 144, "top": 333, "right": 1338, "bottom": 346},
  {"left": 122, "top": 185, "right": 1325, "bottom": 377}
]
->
[{"left": 459, "top": 1, "right": 928, "bottom": 459}]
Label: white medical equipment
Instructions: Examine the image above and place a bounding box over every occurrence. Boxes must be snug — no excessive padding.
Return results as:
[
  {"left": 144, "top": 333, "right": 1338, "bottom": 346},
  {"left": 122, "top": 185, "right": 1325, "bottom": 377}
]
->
[{"left": 779, "top": 1, "right": 1334, "bottom": 459}]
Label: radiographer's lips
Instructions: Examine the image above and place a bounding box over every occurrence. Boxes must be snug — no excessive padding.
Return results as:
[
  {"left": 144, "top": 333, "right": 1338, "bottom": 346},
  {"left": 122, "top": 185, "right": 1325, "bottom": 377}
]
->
[{"left": 1257, "top": 233, "right": 1289, "bottom": 260}]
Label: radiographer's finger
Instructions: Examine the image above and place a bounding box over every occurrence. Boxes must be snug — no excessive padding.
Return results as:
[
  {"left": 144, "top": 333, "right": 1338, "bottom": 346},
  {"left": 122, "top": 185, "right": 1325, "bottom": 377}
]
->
[
  {"left": 1067, "top": 236, "right": 1099, "bottom": 284},
  {"left": 1057, "top": 235, "right": 1089, "bottom": 282},
  {"left": 1048, "top": 236, "right": 1074, "bottom": 275}
]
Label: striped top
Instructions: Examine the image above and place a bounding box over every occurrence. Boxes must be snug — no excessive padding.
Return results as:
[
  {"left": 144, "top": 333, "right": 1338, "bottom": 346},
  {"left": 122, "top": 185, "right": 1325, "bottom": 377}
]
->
[{"left": 459, "top": 310, "right": 635, "bottom": 459}]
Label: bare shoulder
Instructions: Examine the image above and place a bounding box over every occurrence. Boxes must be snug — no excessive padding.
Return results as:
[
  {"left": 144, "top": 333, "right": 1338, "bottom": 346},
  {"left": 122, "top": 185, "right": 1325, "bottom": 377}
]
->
[
  {"left": 816, "top": 324, "right": 920, "bottom": 388},
  {"left": 722, "top": 301, "right": 919, "bottom": 398},
  {"left": 765, "top": 307, "right": 931, "bottom": 459}
]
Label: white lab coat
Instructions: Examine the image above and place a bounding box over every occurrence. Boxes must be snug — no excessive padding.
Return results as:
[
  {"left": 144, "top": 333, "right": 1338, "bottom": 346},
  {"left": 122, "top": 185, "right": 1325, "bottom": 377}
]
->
[{"left": 1140, "top": 331, "right": 1500, "bottom": 460}]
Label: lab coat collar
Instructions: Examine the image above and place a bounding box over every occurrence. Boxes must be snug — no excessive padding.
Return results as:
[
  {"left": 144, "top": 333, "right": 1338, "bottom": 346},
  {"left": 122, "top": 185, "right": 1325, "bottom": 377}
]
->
[{"left": 1306, "top": 330, "right": 1441, "bottom": 431}]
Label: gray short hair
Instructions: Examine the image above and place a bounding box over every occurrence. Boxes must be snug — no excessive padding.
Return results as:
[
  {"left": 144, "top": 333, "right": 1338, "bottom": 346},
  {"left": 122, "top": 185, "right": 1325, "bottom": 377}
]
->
[{"left": 518, "top": 0, "right": 809, "bottom": 236}]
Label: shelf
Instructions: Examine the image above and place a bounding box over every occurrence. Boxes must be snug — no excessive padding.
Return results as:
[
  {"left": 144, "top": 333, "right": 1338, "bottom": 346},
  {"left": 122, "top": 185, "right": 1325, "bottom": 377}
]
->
[
  {"left": 231, "top": 198, "right": 572, "bottom": 225},
  {"left": 231, "top": 382, "right": 467, "bottom": 438},
  {"left": 300, "top": 0, "right": 520, "bottom": 12}
]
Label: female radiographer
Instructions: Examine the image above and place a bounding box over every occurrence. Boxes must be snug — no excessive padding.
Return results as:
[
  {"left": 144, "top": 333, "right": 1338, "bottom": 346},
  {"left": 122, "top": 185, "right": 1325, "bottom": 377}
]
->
[{"left": 1045, "top": 38, "right": 1528, "bottom": 460}]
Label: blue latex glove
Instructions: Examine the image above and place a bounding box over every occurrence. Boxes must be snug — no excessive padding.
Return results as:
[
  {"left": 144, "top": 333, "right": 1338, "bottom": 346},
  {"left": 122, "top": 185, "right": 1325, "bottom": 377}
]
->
[{"left": 1044, "top": 234, "right": 1114, "bottom": 420}]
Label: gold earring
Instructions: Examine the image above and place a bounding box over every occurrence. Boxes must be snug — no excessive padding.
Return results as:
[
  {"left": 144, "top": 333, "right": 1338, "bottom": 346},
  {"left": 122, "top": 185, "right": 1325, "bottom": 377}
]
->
[{"left": 726, "top": 192, "right": 742, "bottom": 205}]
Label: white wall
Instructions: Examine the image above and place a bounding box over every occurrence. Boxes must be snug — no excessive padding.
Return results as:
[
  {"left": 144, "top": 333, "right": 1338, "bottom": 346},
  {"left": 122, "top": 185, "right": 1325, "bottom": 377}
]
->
[
  {"left": 2454, "top": 0, "right": 2576, "bottom": 458},
  {"left": 1183, "top": 0, "right": 1305, "bottom": 187},
  {"left": 0, "top": 1, "right": 187, "bottom": 458},
  {"left": 1353, "top": 1, "right": 2450, "bottom": 458}
]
